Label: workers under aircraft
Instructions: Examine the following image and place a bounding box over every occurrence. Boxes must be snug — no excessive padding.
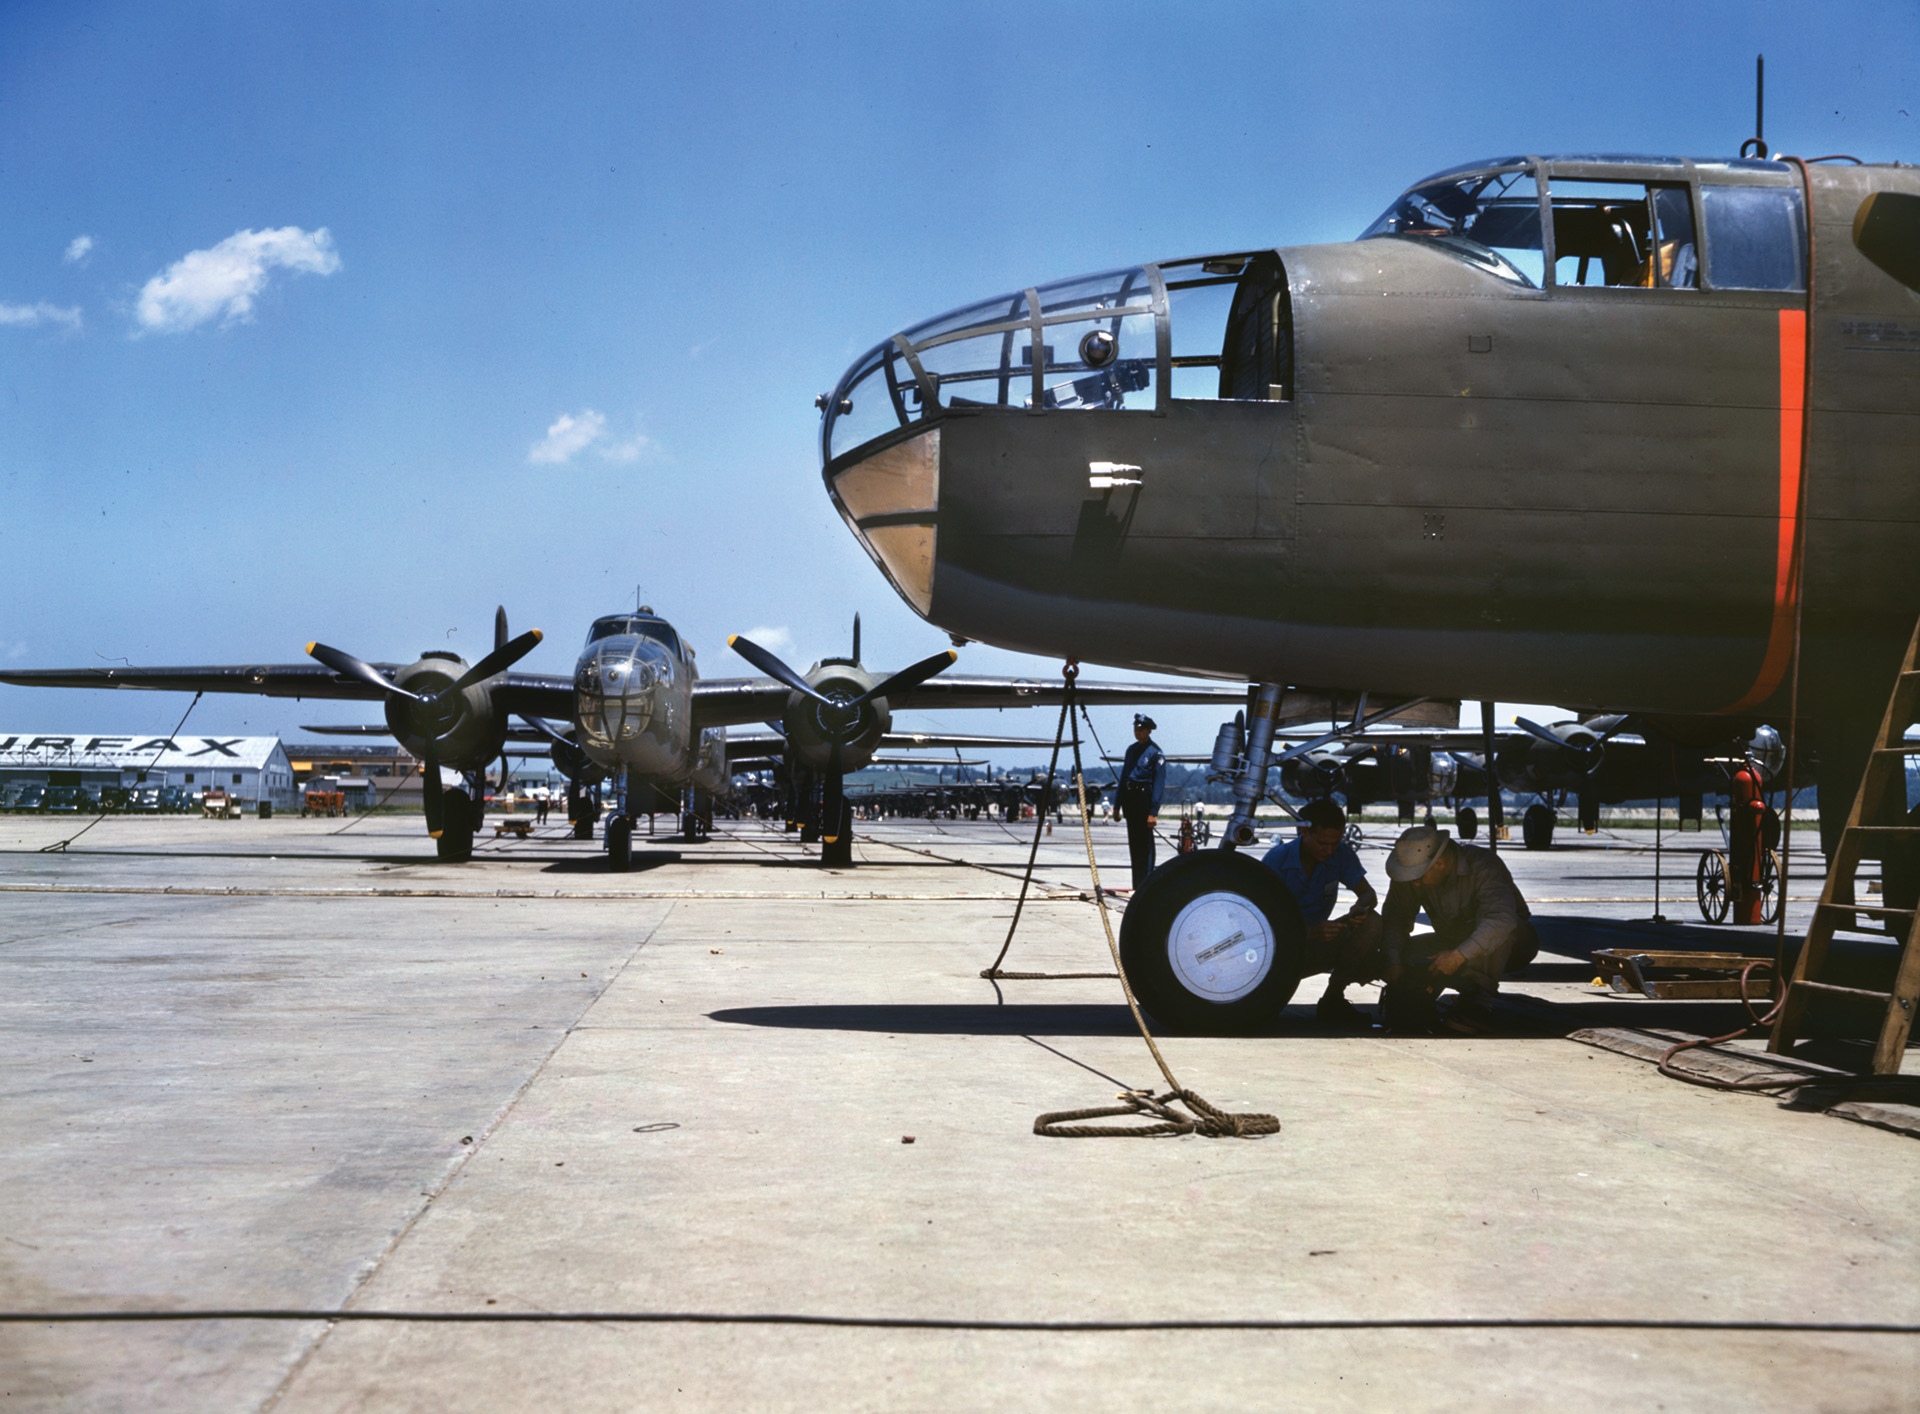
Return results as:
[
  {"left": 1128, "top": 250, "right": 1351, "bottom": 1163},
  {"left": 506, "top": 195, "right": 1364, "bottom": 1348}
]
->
[
  {"left": 1259, "top": 798, "right": 1383, "bottom": 1030},
  {"left": 1378, "top": 825, "right": 1540, "bottom": 1036}
]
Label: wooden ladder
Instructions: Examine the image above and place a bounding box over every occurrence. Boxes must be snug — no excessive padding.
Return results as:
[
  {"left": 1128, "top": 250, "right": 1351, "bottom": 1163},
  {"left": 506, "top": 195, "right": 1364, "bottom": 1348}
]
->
[{"left": 1769, "top": 616, "right": 1920, "bottom": 1073}]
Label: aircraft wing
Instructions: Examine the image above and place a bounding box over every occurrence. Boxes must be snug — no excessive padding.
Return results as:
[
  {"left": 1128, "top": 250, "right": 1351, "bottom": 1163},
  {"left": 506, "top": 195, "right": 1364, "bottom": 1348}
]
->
[
  {"left": 721, "top": 729, "right": 1063, "bottom": 763},
  {"left": 691, "top": 675, "right": 1249, "bottom": 730},
  {"left": 0, "top": 663, "right": 578, "bottom": 721}
]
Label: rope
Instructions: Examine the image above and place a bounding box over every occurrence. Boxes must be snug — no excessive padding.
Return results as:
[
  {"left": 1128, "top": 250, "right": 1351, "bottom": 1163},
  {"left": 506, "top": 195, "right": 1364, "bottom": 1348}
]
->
[
  {"left": 1032, "top": 666, "right": 1279, "bottom": 1140},
  {"left": 40, "top": 692, "right": 203, "bottom": 853},
  {"left": 981, "top": 665, "right": 1118, "bottom": 983}
]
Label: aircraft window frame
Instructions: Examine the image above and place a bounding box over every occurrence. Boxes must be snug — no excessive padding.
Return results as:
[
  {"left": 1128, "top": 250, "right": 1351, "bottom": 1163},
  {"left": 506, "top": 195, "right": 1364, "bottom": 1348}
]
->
[
  {"left": 821, "top": 252, "right": 1296, "bottom": 471},
  {"left": 1358, "top": 161, "right": 1549, "bottom": 289}
]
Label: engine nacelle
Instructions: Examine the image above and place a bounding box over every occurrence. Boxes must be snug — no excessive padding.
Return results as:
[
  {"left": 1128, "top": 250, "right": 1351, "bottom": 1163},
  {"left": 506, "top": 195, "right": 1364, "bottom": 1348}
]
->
[
  {"left": 783, "top": 659, "right": 890, "bottom": 773},
  {"left": 382, "top": 651, "right": 506, "bottom": 768}
]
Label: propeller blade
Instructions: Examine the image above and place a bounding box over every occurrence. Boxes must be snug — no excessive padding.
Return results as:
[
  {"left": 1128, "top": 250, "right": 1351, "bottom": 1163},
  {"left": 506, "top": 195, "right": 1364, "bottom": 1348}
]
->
[
  {"left": 822, "top": 740, "right": 845, "bottom": 845},
  {"left": 729, "top": 635, "right": 830, "bottom": 703},
  {"left": 517, "top": 714, "right": 572, "bottom": 747},
  {"left": 421, "top": 744, "right": 444, "bottom": 838},
  {"left": 307, "top": 642, "right": 429, "bottom": 703},
  {"left": 1513, "top": 716, "right": 1568, "bottom": 750},
  {"left": 446, "top": 628, "right": 544, "bottom": 696},
  {"left": 851, "top": 612, "right": 861, "bottom": 664},
  {"left": 495, "top": 606, "right": 509, "bottom": 652},
  {"left": 856, "top": 649, "right": 958, "bottom": 707}
]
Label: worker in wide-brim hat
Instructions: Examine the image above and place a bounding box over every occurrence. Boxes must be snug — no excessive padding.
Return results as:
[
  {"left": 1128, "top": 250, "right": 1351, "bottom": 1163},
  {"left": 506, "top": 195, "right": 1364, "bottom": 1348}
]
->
[
  {"left": 1114, "top": 714, "right": 1165, "bottom": 890},
  {"left": 1378, "top": 824, "right": 1538, "bottom": 1035}
]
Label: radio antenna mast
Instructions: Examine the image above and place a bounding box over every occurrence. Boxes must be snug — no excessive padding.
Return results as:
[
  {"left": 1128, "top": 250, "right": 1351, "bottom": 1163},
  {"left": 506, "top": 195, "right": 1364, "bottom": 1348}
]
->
[{"left": 1743, "top": 54, "right": 1769, "bottom": 159}]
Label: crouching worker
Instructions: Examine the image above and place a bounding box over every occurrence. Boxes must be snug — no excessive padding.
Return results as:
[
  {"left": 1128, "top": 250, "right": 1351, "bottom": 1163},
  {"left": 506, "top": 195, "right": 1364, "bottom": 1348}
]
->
[
  {"left": 1379, "top": 824, "right": 1539, "bottom": 1035},
  {"left": 1261, "top": 799, "right": 1383, "bottom": 1029}
]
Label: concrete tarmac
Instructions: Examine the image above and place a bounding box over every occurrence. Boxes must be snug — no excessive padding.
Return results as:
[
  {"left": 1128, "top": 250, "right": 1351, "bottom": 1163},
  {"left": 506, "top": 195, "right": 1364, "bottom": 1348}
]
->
[{"left": 1, "top": 811, "right": 1914, "bottom": 1410}]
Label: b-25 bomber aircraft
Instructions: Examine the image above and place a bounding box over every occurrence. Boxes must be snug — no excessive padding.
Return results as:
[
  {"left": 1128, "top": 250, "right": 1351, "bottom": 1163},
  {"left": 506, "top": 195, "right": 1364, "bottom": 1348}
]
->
[
  {"left": 815, "top": 148, "right": 1919, "bottom": 1029},
  {"left": 1, "top": 605, "right": 1251, "bottom": 868}
]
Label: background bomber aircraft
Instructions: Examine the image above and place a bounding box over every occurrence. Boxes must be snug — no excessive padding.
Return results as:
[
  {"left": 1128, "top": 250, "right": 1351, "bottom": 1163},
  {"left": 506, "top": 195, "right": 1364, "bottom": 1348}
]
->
[
  {"left": 0, "top": 604, "right": 1254, "bottom": 868},
  {"left": 816, "top": 148, "right": 1920, "bottom": 1030}
]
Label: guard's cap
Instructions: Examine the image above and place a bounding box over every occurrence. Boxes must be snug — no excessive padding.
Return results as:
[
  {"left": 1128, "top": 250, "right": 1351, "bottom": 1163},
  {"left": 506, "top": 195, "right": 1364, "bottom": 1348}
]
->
[
  {"left": 1385, "top": 824, "right": 1452, "bottom": 883},
  {"left": 1134, "top": 713, "right": 1156, "bottom": 730}
]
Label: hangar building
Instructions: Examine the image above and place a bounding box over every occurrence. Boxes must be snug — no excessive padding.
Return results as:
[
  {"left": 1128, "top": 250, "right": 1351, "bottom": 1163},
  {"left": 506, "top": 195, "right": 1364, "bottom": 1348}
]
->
[{"left": 0, "top": 733, "right": 299, "bottom": 810}]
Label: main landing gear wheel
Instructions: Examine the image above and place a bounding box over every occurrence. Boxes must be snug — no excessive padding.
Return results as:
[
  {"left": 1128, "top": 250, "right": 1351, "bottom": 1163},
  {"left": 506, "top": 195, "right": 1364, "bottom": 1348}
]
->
[
  {"left": 1696, "top": 849, "right": 1731, "bottom": 924},
  {"left": 436, "top": 789, "right": 474, "bottom": 863},
  {"left": 607, "top": 816, "right": 632, "bottom": 872},
  {"left": 1522, "top": 803, "right": 1556, "bottom": 851},
  {"left": 1117, "top": 850, "right": 1305, "bottom": 1034},
  {"left": 1455, "top": 805, "right": 1479, "bottom": 841}
]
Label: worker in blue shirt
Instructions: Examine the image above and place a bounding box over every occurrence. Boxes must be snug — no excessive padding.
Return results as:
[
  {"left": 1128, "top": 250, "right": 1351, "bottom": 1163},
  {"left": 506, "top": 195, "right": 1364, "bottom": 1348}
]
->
[
  {"left": 1114, "top": 714, "right": 1166, "bottom": 889},
  {"left": 1261, "top": 798, "right": 1382, "bottom": 1029}
]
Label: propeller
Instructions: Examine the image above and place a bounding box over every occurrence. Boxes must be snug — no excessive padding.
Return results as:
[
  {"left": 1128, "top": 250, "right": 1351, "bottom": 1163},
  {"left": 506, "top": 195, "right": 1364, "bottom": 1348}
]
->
[
  {"left": 1513, "top": 714, "right": 1633, "bottom": 773},
  {"left": 305, "top": 616, "right": 545, "bottom": 840},
  {"left": 728, "top": 628, "right": 960, "bottom": 858}
]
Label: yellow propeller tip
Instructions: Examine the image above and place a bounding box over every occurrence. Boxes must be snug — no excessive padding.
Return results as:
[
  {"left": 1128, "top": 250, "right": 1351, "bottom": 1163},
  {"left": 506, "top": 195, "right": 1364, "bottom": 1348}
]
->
[
  {"left": 530, "top": 629, "right": 543, "bottom": 643},
  {"left": 945, "top": 650, "right": 958, "bottom": 662},
  {"left": 305, "top": 642, "right": 317, "bottom": 654},
  {"left": 727, "top": 634, "right": 739, "bottom": 646}
]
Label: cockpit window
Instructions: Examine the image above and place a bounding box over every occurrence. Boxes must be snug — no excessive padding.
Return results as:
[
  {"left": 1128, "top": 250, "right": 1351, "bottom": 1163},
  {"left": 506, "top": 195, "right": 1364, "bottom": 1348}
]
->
[
  {"left": 1548, "top": 180, "right": 1698, "bottom": 289},
  {"left": 1699, "top": 185, "right": 1805, "bottom": 291},
  {"left": 1360, "top": 167, "right": 1544, "bottom": 286},
  {"left": 585, "top": 617, "right": 682, "bottom": 657}
]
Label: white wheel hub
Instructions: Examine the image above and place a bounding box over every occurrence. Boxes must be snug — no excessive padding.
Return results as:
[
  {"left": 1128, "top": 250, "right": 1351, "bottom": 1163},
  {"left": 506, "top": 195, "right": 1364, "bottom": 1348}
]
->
[{"left": 1166, "top": 890, "right": 1275, "bottom": 1002}]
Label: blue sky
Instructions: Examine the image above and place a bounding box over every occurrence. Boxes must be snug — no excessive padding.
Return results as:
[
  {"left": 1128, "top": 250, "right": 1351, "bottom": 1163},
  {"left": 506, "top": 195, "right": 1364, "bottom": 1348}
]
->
[{"left": 1, "top": 1, "right": 1913, "bottom": 757}]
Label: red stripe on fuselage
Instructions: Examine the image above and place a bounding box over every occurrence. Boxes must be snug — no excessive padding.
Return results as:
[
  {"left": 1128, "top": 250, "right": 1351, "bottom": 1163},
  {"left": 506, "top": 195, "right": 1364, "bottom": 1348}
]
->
[{"left": 1721, "top": 309, "right": 1807, "bottom": 714}]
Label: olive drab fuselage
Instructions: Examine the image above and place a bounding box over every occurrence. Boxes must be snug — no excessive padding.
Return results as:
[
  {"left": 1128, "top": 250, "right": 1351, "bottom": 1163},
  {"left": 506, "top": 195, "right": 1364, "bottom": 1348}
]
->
[{"left": 820, "top": 155, "right": 1920, "bottom": 721}]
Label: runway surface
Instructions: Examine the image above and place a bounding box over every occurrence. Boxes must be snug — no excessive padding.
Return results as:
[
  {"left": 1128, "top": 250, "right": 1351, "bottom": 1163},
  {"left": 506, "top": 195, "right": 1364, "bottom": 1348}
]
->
[{"left": 1, "top": 812, "right": 1913, "bottom": 1410}]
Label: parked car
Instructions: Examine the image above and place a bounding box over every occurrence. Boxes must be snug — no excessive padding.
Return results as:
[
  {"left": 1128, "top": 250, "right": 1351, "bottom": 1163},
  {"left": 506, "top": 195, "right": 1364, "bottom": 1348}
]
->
[
  {"left": 129, "top": 787, "right": 161, "bottom": 812},
  {"left": 98, "top": 785, "right": 131, "bottom": 812},
  {"left": 43, "top": 786, "right": 83, "bottom": 812},
  {"left": 10, "top": 783, "right": 46, "bottom": 811},
  {"left": 157, "top": 786, "right": 191, "bottom": 813}
]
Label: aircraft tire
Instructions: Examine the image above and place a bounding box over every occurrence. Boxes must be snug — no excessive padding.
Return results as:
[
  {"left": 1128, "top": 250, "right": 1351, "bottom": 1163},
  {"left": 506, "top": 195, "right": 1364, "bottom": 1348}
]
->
[
  {"left": 607, "top": 816, "right": 632, "bottom": 872},
  {"left": 1522, "top": 803, "right": 1556, "bottom": 851},
  {"left": 1118, "top": 850, "right": 1305, "bottom": 1034},
  {"left": 1455, "top": 805, "right": 1478, "bottom": 840}
]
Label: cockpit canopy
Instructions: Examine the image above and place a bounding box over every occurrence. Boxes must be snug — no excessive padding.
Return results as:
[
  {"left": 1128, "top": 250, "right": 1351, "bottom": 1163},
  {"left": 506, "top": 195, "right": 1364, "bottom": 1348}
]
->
[
  {"left": 1360, "top": 154, "right": 1806, "bottom": 295},
  {"left": 584, "top": 615, "right": 683, "bottom": 658}
]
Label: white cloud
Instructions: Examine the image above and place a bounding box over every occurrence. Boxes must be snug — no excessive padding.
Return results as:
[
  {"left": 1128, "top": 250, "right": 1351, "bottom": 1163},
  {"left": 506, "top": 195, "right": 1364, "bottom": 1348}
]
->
[
  {"left": 599, "top": 431, "right": 651, "bottom": 463},
  {"left": 529, "top": 409, "right": 607, "bottom": 464},
  {"left": 0, "top": 301, "right": 82, "bottom": 332},
  {"left": 63, "top": 235, "right": 93, "bottom": 265},
  {"left": 529, "top": 409, "right": 654, "bottom": 465},
  {"left": 134, "top": 226, "right": 341, "bottom": 333},
  {"left": 739, "top": 625, "right": 793, "bottom": 656}
]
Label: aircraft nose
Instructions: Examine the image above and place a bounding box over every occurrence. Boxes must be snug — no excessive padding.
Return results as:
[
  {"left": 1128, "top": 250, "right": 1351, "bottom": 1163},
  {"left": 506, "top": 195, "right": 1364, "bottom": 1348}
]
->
[{"left": 575, "top": 637, "right": 670, "bottom": 745}]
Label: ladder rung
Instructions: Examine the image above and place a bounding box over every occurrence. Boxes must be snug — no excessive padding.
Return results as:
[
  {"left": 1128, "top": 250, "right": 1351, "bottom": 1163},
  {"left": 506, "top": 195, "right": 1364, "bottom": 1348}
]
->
[
  {"left": 1815, "top": 902, "right": 1915, "bottom": 920},
  {"left": 1790, "top": 980, "right": 1896, "bottom": 1002},
  {"left": 1845, "top": 825, "right": 1920, "bottom": 836},
  {"left": 1871, "top": 744, "right": 1920, "bottom": 756}
]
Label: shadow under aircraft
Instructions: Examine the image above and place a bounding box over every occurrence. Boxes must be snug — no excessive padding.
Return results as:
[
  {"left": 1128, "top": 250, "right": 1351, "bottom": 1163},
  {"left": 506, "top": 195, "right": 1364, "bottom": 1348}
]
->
[
  {"left": 1, "top": 605, "right": 1259, "bottom": 868},
  {"left": 814, "top": 148, "right": 1920, "bottom": 1030}
]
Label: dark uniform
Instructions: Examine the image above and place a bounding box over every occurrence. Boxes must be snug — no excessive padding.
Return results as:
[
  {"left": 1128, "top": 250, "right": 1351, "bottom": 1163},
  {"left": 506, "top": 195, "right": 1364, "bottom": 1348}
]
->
[{"left": 1115, "top": 726, "right": 1166, "bottom": 890}]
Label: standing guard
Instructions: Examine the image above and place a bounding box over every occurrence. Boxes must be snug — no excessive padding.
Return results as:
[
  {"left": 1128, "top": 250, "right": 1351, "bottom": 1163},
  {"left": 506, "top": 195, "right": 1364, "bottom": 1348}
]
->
[{"left": 1115, "top": 714, "right": 1166, "bottom": 889}]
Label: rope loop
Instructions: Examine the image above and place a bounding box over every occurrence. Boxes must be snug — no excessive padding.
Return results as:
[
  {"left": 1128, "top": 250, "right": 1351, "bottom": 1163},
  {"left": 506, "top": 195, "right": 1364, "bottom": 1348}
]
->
[{"left": 1034, "top": 1088, "right": 1280, "bottom": 1139}]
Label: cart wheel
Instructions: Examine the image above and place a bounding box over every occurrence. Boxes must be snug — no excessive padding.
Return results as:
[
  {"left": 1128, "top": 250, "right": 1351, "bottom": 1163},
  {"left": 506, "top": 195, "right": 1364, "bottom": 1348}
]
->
[
  {"left": 1696, "top": 850, "right": 1731, "bottom": 924},
  {"left": 1760, "top": 848, "right": 1783, "bottom": 925}
]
